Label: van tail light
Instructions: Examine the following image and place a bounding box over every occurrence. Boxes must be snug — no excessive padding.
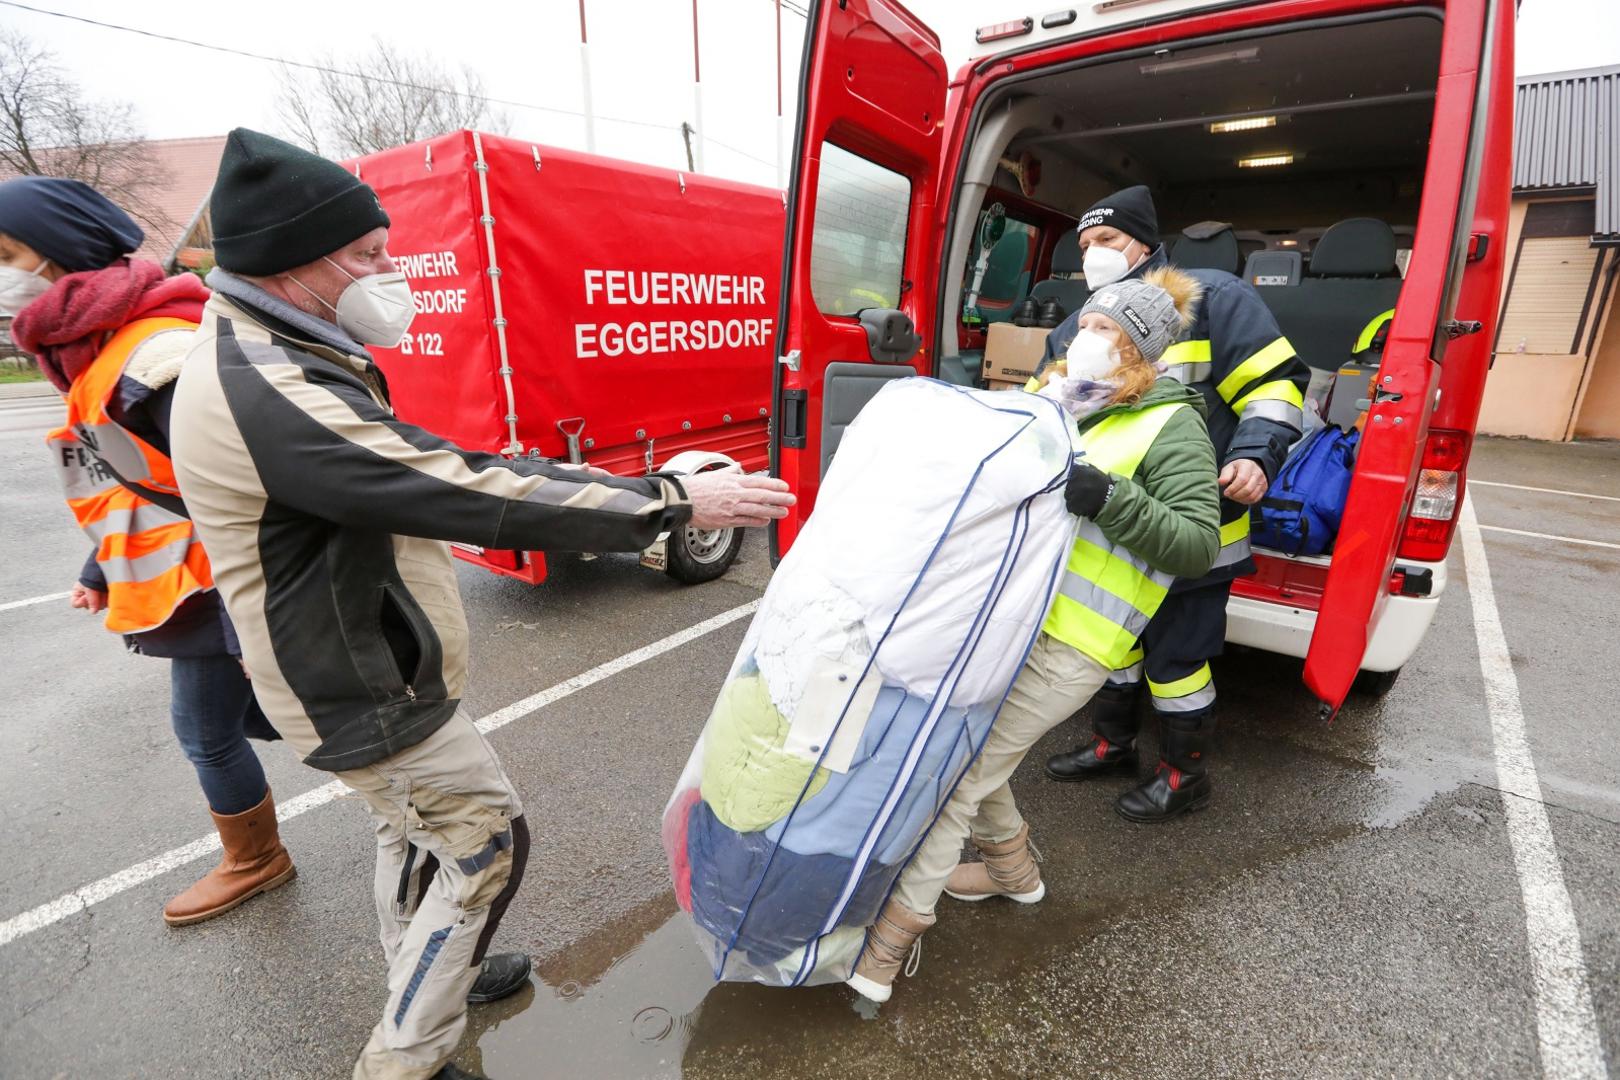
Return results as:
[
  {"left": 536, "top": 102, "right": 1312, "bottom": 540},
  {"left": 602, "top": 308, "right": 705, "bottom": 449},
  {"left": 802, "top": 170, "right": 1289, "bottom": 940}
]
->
[{"left": 1398, "top": 428, "right": 1470, "bottom": 562}]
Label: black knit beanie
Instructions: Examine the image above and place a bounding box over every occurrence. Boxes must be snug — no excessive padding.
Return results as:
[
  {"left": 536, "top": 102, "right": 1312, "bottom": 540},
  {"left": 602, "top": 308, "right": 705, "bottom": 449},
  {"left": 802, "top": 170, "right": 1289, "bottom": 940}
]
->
[
  {"left": 210, "top": 128, "right": 391, "bottom": 276},
  {"left": 1076, "top": 185, "right": 1158, "bottom": 249}
]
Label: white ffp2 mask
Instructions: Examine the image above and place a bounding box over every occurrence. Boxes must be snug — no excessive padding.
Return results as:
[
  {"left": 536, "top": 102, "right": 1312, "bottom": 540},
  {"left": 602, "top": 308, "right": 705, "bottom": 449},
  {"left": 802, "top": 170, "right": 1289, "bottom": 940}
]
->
[
  {"left": 328, "top": 258, "right": 416, "bottom": 348},
  {"left": 0, "top": 259, "right": 52, "bottom": 317},
  {"left": 1065, "top": 329, "right": 1122, "bottom": 383},
  {"left": 1082, "top": 242, "right": 1135, "bottom": 290},
  {"left": 289, "top": 259, "right": 417, "bottom": 348}
]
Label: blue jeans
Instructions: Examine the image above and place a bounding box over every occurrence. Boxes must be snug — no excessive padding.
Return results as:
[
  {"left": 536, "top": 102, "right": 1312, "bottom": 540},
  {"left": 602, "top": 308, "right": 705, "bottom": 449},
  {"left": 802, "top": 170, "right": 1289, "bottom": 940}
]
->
[{"left": 169, "top": 654, "right": 275, "bottom": 816}]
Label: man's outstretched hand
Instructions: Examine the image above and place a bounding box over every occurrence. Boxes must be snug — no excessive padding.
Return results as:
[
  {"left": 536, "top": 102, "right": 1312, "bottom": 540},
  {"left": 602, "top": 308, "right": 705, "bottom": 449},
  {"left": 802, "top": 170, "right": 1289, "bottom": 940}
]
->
[{"left": 683, "top": 470, "right": 796, "bottom": 529}]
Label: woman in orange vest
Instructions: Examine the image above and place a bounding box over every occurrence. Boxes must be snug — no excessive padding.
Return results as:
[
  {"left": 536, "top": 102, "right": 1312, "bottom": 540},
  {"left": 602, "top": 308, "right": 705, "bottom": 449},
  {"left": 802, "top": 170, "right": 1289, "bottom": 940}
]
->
[{"left": 1, "top": 177, "right": 296, "bottom": 926}]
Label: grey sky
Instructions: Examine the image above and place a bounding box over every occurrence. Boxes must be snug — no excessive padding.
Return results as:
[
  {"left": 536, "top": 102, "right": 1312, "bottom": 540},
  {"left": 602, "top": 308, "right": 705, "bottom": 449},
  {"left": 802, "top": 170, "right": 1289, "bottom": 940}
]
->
[{"left": 6, "top": 0, "right": 1615, "bottom": 190}]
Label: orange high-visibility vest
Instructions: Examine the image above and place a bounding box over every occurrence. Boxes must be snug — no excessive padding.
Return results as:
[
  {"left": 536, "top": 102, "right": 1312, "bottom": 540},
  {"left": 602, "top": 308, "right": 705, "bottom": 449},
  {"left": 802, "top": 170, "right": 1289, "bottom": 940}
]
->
[{"left": 46, "top": 317, "right": 213, "bottom": 634}]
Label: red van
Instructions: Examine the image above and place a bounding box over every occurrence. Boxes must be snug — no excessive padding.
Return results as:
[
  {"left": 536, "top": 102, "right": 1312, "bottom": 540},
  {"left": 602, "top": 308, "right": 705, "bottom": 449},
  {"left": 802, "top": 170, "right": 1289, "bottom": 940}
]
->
[{"left": 770, "top": 0, "right": 1514, "bottom": 714}]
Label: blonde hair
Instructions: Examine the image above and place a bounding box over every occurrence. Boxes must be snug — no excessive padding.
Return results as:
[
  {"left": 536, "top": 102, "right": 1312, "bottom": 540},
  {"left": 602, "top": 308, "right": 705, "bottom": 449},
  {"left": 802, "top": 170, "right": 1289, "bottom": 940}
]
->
[{"left": 1107, "top": 339, "right": 1158, "bottom": 406}]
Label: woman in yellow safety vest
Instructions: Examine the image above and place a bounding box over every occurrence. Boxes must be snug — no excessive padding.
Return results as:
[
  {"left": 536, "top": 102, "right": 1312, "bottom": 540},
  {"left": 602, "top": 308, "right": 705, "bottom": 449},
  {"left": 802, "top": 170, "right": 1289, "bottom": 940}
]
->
[
  {"left": 847, "top": 267, "right": 1222, "bottom": 1004},
  {"left": 1, "top": 177, "right": 296, "bottom": 926}
]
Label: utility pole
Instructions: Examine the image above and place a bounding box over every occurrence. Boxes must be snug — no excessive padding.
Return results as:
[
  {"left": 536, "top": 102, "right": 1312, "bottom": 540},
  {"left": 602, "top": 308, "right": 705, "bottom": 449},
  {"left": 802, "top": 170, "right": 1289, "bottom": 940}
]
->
[
  {"left": 690, "top": 0, "right": 705, "bottom": 172},
  {"left": 681, "top": 122, "right": 697, "bottom": 173},
  {"left": 776, "top": 0, "right": 785, "bottom": 187},
  {"left": 578, "top": 0, "right": 596, "bottom": 153}
]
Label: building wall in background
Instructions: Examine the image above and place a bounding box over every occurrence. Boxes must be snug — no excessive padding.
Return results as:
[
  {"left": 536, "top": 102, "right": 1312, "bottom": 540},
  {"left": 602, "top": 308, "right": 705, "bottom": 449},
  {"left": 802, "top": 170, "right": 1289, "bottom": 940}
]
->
[{"left": 1479, "top": 195, "right": 1618, "bottom": 440}]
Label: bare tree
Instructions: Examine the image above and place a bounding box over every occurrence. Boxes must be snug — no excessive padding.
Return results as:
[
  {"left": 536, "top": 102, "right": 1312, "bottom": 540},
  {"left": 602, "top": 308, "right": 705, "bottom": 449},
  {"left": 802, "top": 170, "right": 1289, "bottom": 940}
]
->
[
  {"left": 276, "top": 40, "right": 507, "bottom": 158},
  {"left": 0, "top": 28, "right": 172, "bottom": 235}
]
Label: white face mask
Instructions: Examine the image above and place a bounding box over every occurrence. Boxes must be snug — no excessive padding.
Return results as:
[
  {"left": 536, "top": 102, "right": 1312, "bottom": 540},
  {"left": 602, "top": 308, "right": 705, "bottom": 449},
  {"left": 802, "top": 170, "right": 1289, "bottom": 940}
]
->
[
  {"left": 1082, "top": 241, "right": 1138, "bottom": 290},
  {"left": 0, "top": 259, "right": 52, "bottom": 317},
  {"left": 289, "top": 257, "right": 416, "bottom": 347},
  {"left": 1065, "top": 329, "right": 1122, "bottom": 383}
]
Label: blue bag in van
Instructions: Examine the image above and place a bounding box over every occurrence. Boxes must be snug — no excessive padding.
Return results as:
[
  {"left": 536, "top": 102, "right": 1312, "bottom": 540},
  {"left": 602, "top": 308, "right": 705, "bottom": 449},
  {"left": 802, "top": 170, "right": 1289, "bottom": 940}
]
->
[{"left": 1252, "top": 426, "right": 1360, "bottom": 557}]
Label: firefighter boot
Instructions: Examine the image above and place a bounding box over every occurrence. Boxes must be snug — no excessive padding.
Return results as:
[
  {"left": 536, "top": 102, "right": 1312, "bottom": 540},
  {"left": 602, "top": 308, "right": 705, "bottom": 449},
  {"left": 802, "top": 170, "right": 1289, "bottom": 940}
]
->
[
  {"left": 943, "top": 821, "right": 1045, "bottom": 904},
  {"left": 1036, "top": 296, "right": 1066, "bottom": 328},
  {"left": 846, "top": 897, "right": 936, "bottom": 1004},
  {"left": 1045, "top": 683, "right": 1141, "bottom": 781},
  {"left": 1114, "top": 710, "right": 1215, "bottom": 823},
  {"left": 163, "top": 788, "right": 296, "bottom": 926}
]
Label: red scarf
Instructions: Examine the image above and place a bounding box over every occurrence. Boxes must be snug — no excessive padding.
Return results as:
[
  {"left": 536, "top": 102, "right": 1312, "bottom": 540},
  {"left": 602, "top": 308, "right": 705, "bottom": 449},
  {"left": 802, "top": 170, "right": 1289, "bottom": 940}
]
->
[{"left": 11, "top": 260, "right": 210, "bottom": 392}]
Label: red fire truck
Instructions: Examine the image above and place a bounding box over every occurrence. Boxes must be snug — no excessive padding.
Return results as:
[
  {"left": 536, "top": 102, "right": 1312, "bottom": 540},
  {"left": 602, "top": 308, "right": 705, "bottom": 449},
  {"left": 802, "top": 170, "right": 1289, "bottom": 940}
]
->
[
  {"left": 770, "top": 0, "right": 1513, "bottom": 715},
  {"left": 350, "top": 132, "right": 784, "bottom": 585}
]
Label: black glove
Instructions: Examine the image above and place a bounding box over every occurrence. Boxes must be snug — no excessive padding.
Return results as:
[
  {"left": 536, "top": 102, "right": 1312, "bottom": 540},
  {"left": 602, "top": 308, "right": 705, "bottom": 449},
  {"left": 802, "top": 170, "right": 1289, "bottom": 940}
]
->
[{"left": 1065, "top": 460, "right": 1115, "bottom": 519}]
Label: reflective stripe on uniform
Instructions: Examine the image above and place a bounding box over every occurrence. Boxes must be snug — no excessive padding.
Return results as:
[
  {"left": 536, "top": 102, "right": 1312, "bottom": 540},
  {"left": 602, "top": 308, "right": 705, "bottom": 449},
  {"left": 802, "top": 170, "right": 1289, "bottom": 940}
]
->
[
  {"left": 1220, "top": 516, "right": 1250, "bottom": 547},
  {"left": 1232, "top": 377, "right": 1305, "bottom": 415},
  {"left": 1354, "top": 308, "right": 1396, "bottom": 354},
  {"left": 1161, "top": 339, "right": 1213, "bottom": 385},
  {"left": 1150, "top": 663, "right": 1216, "bottom": 713},
  {"left": 1215, "top": 336, "right": 1295, "bottom": 403},
  {"left": 1240, "top": 397, "right": 1307, "bottom": 427},
  {"left": 1213, "top": 534, "right": 1253, "bottom": 568}
]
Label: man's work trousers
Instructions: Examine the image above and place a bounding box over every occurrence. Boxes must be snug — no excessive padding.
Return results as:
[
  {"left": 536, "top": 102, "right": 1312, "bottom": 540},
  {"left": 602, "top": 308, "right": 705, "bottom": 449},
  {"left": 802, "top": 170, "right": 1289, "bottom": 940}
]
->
[
  {"left": 1109, "top": 581, "right": 1231, "bottom": 718},
  {"left": 339, "top": 711, "right": 530, "bottom": 1080},
  {"left": 893, "top": 632, "right": 1111, "bottom": 916}
]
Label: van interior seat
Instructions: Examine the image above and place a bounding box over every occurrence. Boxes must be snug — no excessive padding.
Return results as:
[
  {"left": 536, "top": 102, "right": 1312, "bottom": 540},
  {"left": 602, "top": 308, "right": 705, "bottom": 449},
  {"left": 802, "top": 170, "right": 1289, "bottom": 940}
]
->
[
  {"left": 974, "top": 229, "right": 1033, "bottom": 324},
  {"left": 1030, "top": 227, "right": 1089, "bottom": 320},
  {"left": 1170, "top": 223, "right": 1242, "bottom": 275},
  {"left": 1245, "top": 250, "right": 1303, "bottom": 287},
  {"left": 1255, "top": 219, "right": 1402, "bottom": 373}
]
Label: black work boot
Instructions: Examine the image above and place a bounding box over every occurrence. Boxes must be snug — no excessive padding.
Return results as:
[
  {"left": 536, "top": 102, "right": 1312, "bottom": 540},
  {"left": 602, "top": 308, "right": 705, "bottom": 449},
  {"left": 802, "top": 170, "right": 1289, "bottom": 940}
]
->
[
  {"left": 1011, "top": 298, "right": 1039, "bottom": 326},
  {"left": 1046, "top": 684, "right": 1141, "bottom": 781},
  {"left": 1115, "top": 710, "right": 1214, "bottom": 823},
  {"left": 467, "top": 952, "right": 532, "bottom": 1004},
  {"left": 432, "top": 1064, "right": 489, "bottom": 1080},
  {"left": 1036, "top": 297, "right": 1066, "bottom": 328}
]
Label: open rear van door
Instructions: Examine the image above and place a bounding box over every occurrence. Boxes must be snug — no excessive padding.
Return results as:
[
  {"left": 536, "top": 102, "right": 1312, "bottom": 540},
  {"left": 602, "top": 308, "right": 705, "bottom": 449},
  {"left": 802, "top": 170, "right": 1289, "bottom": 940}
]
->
[
  {"left": 1304, "top": 0, "right": 1512, "bottom": 713},
  {"left": 769, "top": 0, "right": 948, "bottom": 560}
]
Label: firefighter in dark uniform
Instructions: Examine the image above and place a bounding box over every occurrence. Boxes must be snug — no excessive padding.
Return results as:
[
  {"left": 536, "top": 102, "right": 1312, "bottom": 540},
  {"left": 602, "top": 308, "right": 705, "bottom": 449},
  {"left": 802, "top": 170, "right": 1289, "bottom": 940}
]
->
[{"left": 1042, "top": 186, "right": 1310, "bottom": 822}]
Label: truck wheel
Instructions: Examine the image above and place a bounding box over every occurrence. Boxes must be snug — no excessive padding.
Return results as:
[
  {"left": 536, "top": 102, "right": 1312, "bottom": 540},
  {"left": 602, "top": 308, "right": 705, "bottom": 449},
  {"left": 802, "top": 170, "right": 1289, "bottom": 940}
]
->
[
  {"left": 665, "top": 522, "right": 743, "bottom": 584},
  {"left": 1353, "top": 667, "right": 1402, "bottom": 698}
]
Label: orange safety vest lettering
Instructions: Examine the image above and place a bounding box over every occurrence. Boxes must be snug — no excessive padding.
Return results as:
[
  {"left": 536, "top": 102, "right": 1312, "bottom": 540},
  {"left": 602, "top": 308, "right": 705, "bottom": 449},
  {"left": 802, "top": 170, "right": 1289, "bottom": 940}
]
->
[{"left": 45, "top": 317, "right": 213, "bottom": 634}]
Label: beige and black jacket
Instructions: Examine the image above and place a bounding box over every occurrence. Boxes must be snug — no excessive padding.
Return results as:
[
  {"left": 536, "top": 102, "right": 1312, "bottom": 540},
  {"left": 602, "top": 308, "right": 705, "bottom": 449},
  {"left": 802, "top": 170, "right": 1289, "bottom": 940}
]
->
[{"left": 170, "top": 270, "right": 691, "bottom": 771}]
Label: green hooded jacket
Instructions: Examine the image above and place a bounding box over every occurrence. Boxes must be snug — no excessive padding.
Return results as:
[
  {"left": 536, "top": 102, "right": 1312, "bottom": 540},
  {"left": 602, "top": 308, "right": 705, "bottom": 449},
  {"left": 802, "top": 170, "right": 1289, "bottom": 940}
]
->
[{"left": 1079, "top": 377, "right": 1221, "bottom": 580}]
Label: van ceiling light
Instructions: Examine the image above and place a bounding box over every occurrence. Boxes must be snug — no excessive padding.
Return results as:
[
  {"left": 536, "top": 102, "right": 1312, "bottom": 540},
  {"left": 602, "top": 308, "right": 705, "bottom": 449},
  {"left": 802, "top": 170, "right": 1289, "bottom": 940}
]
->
[
  {"left": 1238, "top": 153, "right": 1296, "bottom": 169},
  {"left": 1209, "top": 115, "right": 1277, "bottom": 134},
  {"left": 1139, "top": 46, "right": 1259, "bottom": 76},
  {"left": 976, "top": 17, "right": 1034, "bottom": 44}
]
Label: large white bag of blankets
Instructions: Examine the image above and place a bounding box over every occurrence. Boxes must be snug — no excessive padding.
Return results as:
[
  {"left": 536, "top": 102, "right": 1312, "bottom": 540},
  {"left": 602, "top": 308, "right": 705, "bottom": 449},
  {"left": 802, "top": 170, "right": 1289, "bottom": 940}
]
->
[{"left": 662, "top": 377, "right": 1077, "bottom": 986}]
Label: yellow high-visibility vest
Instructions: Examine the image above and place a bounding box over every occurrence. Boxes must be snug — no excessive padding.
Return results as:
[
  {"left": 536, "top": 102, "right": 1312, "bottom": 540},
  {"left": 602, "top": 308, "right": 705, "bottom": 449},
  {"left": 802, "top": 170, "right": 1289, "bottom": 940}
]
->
[{"left": 1043, "top": 401, "right": 1188, "bottom": 669}]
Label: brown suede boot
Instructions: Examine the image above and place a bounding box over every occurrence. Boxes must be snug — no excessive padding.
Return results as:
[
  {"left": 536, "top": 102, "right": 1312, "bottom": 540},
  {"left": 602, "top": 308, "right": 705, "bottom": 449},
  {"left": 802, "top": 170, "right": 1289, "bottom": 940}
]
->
[
  {"left": 942, "top": 821, "right": 1045, "bottom": 904},
  {"left": 163, "top": 789, "right": 296, "bottom": 927},
  {"left": 846, "top": 897, "right": 935, "bottom": 1003}
]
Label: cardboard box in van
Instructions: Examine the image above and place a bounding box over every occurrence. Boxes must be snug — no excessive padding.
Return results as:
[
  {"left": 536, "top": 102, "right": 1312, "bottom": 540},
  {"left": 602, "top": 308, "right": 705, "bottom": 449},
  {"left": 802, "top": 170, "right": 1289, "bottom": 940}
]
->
[{"left": 982, "top": 323, "right": 1050, "bottom": 383}]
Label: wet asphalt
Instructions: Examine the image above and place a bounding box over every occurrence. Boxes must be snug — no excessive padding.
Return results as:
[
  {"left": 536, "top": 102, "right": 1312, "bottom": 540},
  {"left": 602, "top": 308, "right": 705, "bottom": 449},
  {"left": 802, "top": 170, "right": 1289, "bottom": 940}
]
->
[{"left": 1, "top": 393, "right": 1616, "bottom": 1080}]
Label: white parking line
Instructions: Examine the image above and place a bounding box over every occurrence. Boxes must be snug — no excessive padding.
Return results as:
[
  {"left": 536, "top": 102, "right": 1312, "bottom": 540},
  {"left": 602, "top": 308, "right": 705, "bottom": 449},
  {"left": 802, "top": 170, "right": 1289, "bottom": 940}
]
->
[
  {"left": 1472, "top": 480, "right": 1620, "bottom": 504},
  {"left": 0, "top": 598, "right": 759, "bottom": 949},
  {"left": 1459, "top": 497, "right": 1610, "bottom": 1080},
  {"left": 0, "top": 591, "right": 72, "bottom": 613},
  {"left": 1478, "top": 525, "right": 1620, "bottom": 552}
]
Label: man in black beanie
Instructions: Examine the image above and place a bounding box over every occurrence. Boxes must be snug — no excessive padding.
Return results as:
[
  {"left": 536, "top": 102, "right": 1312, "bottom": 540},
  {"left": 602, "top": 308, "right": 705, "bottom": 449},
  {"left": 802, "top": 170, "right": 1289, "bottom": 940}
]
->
[
  {"left": 170, "top": 129, "right": 794, "bottom": 1080},
  {"left": 1041, "top": 184, "right": 1310, "bottom": 824}
]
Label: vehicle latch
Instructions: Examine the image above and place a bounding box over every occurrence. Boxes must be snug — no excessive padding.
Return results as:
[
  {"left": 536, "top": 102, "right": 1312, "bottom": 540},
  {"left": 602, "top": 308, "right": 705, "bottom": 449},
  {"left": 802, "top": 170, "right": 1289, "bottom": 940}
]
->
[{"left": 1442, "top": 320, "right": 1484, "bottom": 340}]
